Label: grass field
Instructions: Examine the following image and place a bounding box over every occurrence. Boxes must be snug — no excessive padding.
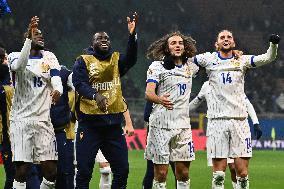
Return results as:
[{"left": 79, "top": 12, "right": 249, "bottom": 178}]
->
[{"left": 1, "top": 150, "right": 284, "bottom": 188}]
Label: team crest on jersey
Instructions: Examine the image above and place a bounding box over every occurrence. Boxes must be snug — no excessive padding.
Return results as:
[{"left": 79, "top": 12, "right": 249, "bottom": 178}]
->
[
  {"left": 231, "top": 60, "right": 240, "bottom": 67},
  {"left": 41, "top": 62, "right": 50, "bottom": 73},
  {"left": 185, "top": 66, "right": 192, "bottom": 76},
  {"left": 89, "top": 62, "right": 100, "bottom": 77}
]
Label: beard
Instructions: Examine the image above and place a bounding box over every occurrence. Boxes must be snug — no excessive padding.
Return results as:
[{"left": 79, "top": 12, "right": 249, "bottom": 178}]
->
[
  {"left": 95, "top": 47, "right": 109, "bottom": 55},
  {"left": 31, "top": 42, "right": 44, "bottom": 50},
  {"left": 163, "top": 53, "right": 188, "bottom": 70},
  {"left": 219, "top": 46, "right": 234, "bottom": 53}
]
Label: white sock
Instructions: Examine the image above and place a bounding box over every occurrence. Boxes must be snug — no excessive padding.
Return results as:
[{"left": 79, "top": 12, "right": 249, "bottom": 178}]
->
[
  {"left": 236, "top": 176, "right": 249, "bottom": 189},
  {"left": 40, "top": 177, "right": 55, "bottom": 189},
  {"left": 153, "top": 179, "right": 166, "bottom": 189},
  {"left": 99, "top": 166, "right": 112, "bottom": 189},
  {"left": 177, "top": 179, "right": 190, "bottom": 189},
  {"left": 13, "top": 180, "right": 26, "bottom": 189},
  {"left": 232, "top": 181, "right": 237, "bottom": 189},
  {"left": 212, "top": 171, "right": 225, "bottom": 189}
]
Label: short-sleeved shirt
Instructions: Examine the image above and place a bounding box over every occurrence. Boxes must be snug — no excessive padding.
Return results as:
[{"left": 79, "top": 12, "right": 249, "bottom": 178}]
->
[{"left": 146, "top": 61, "right": 199, "bottom": 129}]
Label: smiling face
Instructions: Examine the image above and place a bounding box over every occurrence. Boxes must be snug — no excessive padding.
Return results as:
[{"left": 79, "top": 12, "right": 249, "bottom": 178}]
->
[
  {"left": 31, "top": 29, "right": 45, "bottom": 50},
  {"left": 215, "top": 30, "right": 235, "bottom": 53},
  {"left": 92, "top": 32, "right": 111, "bottom": 54},
  {"left": 167, "top": 35, "right": 185, "bottom": 57}
]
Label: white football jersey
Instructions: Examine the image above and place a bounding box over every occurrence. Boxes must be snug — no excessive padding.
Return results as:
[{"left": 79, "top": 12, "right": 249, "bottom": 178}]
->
[
  {"left": 8, "top": 39, "right": 62, "bottom": 121},
  {"left": 146, "top": 61, "right": 199, "bottom": 129},
  {"left": 193, "top": 52, "right": 254, "bottom": 118},
  {"left": 192, "top": 42, "right": 278, "bottom": 118}
]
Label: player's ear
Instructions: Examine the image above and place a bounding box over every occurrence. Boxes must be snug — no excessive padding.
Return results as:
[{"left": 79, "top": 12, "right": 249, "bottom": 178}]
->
[
  {"left": 232, "top": 41, "right": 236, "bottom": 49},
  {"left": 214, "top": 42, "right": 219, "bottom": 51}
]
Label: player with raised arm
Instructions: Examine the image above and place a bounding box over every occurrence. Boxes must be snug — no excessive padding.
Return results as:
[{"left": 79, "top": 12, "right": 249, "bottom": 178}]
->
[
  {"left": 145, "top": 31, "right": 198, "bottom": 189},
  {"left": 191, "top": 30, "right": 279, "bottom": 189},
  {"left": 72, "top": 12, "right": 137, "bottom": 189},
  {"left": 8, "top": 16, "right": 63, "bottom": 189},
  {"left": 188, "top": 81, "right": 262, "bottom": 189}
]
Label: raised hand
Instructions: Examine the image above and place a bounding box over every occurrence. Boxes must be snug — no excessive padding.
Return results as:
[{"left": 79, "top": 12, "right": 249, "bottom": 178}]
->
[
  {"left": 95, "top": 93, "right": 108, "bottom": 112},
  {"left": 127, "top": 12, "right": 138, "bottom": 35},
  {"left": 27, "top": 16, "right": 39, "bottom": 39},
  {"left": 158, "top": 94, "right": 174, "bottom": 110}
]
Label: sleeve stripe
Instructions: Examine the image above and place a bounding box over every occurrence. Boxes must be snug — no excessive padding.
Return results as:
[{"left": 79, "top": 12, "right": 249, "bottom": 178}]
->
[
  {"left": 146, "top": 79, "right": 158, "bottom": 84},
  {"left": 50, "top": 69, "right": 60, "bottom": 77},
  {"left": 10, "top": 58, "right": 18, "bottom": 64},
  {"left": 251, "top": 55, "right": 256, "bottom": 67},
  {"left": 193, "top": 56, "right": 199, "bottom": 66}
]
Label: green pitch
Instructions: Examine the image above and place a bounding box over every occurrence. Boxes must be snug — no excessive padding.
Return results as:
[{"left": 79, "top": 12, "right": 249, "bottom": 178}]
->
[{"left": 1, "top": 150, "right": 283, "bottom": 188}]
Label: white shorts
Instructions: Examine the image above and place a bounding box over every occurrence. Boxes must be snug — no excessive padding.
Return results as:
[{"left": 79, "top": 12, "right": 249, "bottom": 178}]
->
[
  {"left": 207, "top": 157, "right": 234, "bottom": 167},
  {"left": 145, "top": 127, "right": 195, "bottom": 164},
  {"left": 10, "top": 120, "right": 58, "bottom": 162},
  {"left": 95, "top": 149, "right": 108, "bottom": 163},
  {"left": 207, "top": 118, "right": 252, "bottom": 159}
]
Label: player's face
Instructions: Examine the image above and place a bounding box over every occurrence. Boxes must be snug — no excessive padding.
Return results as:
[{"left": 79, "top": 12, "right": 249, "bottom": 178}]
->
[
  {"left": 167, "top": 35, "right": 185, "bottom": 57},
  {"left": 31, "top": 29, "right": 45, "bottom": 49},
  {"left": 215, "top": 30, "right": 235, "bottom": 52},
  {"left": 2, "top": 53, "right": 8, "bottom": 65},
  {"left": 93, "top": 32, "right": 111, "bottom": 54}
]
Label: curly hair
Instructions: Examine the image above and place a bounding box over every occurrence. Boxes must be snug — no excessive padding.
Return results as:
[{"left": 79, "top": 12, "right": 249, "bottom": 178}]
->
[{"left": 146, "top": 31, "right": 197, "bottom": 61}]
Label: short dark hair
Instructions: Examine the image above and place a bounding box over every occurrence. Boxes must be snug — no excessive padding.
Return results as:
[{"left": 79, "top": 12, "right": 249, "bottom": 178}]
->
[{"left": 0, "top": 47, "right": 6, "bottom": 64}]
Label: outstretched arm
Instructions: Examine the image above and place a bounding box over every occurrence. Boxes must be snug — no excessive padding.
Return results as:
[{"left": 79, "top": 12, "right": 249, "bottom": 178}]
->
[
  {"left": 250, "top": 34, "right": 280, "bottom": 67},
  {"left": 10, "top": 16, "right": 39, "bottom": 71},
  {"left": 118, "top": 12, "right": 138, "bottom": 77}
]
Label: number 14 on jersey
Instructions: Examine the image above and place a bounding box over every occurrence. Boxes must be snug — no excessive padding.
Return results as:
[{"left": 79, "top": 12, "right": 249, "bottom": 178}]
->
[{"left": 221, "top": 72, "right": 232, "bottom": 84}]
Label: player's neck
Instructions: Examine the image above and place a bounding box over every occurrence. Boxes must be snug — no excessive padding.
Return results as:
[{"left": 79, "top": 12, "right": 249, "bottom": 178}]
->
[
  {"left": 174, "top": 57, "right": 183, "bottom": 66},
  {"left": 30, "top": 49, "right": 42, "bottom": 57},
  {"left": 219, "top": 51, "right": 233, "bottom": 59}
]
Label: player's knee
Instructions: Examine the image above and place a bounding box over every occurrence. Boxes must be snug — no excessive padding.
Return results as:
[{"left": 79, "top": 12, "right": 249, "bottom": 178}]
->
[
  {"left": 175, "top": 169, "right": 189, "bottom": 181},
  {"left": 44, "top": 170, "right": 57, "bottom": 182},
  {"left": 238, "top": 171, "right": 248, "bottom": 178},
  {"left": 156, "top": 169, "right": 168, "bottom": 181},
  {"left": 15, "top": 163, "right": 29, "bottom": 181}
]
